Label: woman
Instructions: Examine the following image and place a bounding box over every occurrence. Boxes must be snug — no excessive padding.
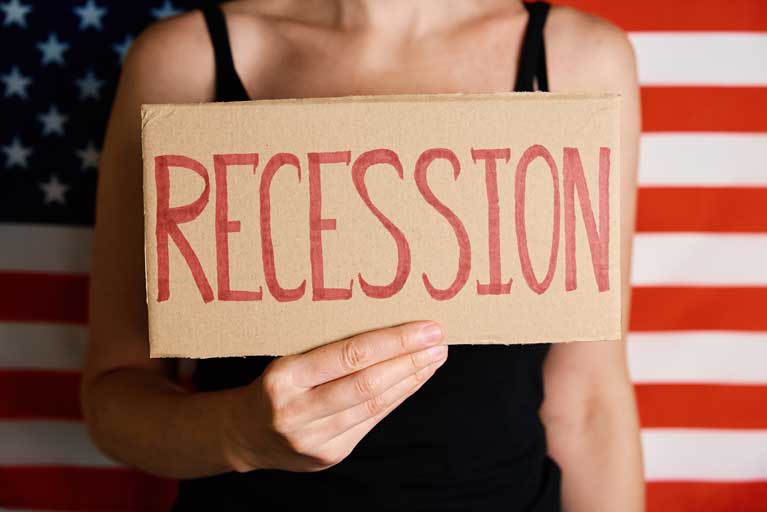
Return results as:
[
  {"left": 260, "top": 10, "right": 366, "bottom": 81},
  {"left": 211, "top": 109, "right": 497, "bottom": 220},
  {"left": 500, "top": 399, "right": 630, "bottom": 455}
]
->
[{"left": 82, "top": 1, "right": 643, "bottom": 510}]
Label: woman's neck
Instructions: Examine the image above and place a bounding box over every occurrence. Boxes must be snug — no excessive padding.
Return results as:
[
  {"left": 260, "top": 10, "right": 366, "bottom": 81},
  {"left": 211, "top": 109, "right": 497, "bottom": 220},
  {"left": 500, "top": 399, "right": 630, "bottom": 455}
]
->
[
  {"left": 335, "top": 0, "right": 523, "bottom": 36},
  {"left": 241, "top": 0, "right": 524, "bottom": 38}
]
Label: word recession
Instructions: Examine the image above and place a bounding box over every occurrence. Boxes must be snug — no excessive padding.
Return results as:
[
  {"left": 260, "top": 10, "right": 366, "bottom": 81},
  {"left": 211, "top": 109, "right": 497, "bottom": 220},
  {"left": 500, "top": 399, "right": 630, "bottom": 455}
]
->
[{"left": 153, "top": 145, "right": 611, "bottom": 303}]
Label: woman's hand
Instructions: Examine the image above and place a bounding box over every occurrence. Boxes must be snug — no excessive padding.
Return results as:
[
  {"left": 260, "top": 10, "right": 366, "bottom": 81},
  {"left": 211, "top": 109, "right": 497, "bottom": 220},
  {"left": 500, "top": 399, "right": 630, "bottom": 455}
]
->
[{"left": 222, "top": 321, "right": 447, "bottom": 473}]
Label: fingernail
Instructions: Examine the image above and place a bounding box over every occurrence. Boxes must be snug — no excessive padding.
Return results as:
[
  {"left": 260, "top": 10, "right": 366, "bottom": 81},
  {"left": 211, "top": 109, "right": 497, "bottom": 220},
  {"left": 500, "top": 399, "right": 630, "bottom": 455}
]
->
[
  {"left": 426, "top": 344, "right": 448, "bottom": 361},
  {"left": 417, "top": 323, "right": 443, "bottom": 346}
]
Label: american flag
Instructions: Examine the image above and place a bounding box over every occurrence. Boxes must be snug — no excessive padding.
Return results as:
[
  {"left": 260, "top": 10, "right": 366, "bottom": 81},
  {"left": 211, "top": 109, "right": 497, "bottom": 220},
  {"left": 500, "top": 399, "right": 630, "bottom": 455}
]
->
[{"left": 0, "top": 0, "right": 765, "bottom": 510}]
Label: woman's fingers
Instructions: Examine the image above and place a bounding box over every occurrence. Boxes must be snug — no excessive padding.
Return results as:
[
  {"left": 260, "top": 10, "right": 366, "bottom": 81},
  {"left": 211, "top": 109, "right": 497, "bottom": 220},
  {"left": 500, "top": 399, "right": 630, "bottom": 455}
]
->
[
  {"left": 314, "top": 358, "right": 444, "bottom": 450},
  {"left": 294, "top": 343, "right": 448, "bottom": 423},
  {"left": 289, "top": 321, "right": 444, "bottom": 388},
  {"left": 225, "top": 321, "right": 448, "bottom": 472}
]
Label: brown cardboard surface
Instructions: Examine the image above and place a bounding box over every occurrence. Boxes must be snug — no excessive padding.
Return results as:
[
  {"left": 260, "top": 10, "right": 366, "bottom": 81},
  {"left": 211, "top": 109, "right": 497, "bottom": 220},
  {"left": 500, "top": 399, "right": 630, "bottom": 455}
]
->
[{"left": 141, "top": 92, "right": 621, "bottom": 357}]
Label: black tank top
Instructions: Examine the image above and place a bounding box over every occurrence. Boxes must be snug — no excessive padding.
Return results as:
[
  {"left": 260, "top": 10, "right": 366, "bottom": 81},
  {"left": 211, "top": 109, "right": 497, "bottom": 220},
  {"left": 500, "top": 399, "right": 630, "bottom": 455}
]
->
[{"left": 173, "top": 3, "right": 560, "bottom": 511}]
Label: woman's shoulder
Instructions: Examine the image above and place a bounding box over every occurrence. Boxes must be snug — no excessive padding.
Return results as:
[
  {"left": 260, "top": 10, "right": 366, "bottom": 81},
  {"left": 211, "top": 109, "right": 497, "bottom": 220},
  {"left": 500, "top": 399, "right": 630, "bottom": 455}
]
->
[
  {"left": 120, "top": 5, "right": 279, "bottom": 103},
  {"left": 118, "top": 11, "right": 217, "bottom": 103},
  {"left": 545, "top": 4, "right": 638, "bottom": 92}
]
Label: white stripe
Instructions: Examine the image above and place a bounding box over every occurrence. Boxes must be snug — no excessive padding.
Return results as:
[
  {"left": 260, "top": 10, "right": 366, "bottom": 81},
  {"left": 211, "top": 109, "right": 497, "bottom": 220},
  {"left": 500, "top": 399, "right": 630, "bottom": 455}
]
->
[
  {"left": 639, "top": 133, "right": 767, "bottom": 186},
  {"left": 0, "top": 223, "right": 92, "bottom": 274},
  {"left": 631, "top": 32, "right": 767, "bottom": 85},
  {"left": 0, "top": 421, "right": 115, "bottom": 466},
  {"left": 0, "top": 323, "right": 86, "bottom": 370},
  {"left": 0, "top": 321, "right": 191, "bottom": 377},
  {"left": 643, "top": 429, "right": 767, "bottom": 481},
  {"left": 631, "top": 234, "right": 767, "bottom": 285},
  {"left": 0, "top": 322, "right": 196, "bottom": 377},
  {"left": 628, "top": 331, "right": 767, "bottom": 384}
]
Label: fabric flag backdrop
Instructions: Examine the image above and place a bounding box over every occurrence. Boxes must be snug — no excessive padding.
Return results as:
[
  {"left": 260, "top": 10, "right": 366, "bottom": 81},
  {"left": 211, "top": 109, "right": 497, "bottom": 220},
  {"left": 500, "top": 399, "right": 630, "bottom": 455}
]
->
[{"left": 0, "top": 0, "right": 764, "bottom": 510}]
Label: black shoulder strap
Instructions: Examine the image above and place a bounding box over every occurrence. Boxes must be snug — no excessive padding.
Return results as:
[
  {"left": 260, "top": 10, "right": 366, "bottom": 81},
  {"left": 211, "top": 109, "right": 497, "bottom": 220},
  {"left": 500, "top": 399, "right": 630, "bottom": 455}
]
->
[
  {"left": 515, "top": 2, "right": 551, "bottom": 92},
  {"left": 200, "top": 3, "right": 250, "bottom": 101}
]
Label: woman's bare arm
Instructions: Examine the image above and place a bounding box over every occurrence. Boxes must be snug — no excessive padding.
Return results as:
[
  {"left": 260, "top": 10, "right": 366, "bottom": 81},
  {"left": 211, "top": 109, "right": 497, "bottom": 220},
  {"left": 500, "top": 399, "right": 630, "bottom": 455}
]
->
[
  {"left": 81, "top": 13, "right": 237, "bottom": 478},
  {"left": 81, "top": 13, "right": 447, "bottom": 479},
  {"left": 541, "top": 8, "right": 644, "bottom": 512}
]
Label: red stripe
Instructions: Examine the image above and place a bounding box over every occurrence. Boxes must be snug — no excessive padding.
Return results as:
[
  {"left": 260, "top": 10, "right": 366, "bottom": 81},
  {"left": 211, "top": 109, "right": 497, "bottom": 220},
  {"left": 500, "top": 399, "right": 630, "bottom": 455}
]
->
[
  {"left": 2, "top": 468, "right": 766, "bottom": 512},
  {"left": 0, "top": 466, "right": 176, "bottom": 511},
  {"left": 557, "top": 0, "right": 767, "bottom": 31},
  {"left": 642, "top": 87, "right": 767, "bottom": 133},
  {"left": 7, "top": 373, "right": 764, "bottom": 429},
  {"left": 0, "top": 271, "right": 88, "bottom": 324},
  {"left": 0, "top": 370, "right": 81, "bottom": 420},
  {"left": 637, "top": 187, "right": 767, "bottom": 233},
  {"left": 636, "top": 383, "right": 767, "bottom": 429},
  {"left": 631, "top": 287, "right": 767, "bottom": 331},
  {"left": 647, "top": 481, "right": 767, "bottom": 512},
  {"left": 0, "top": 371, "right": 193, "bottom": 420}
]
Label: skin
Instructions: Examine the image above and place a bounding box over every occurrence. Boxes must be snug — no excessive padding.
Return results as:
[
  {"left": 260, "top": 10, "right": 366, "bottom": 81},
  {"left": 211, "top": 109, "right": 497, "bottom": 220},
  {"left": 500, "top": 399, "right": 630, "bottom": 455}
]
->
[{"left": 82, "top": 1, "right": 643, "bottom": 510}]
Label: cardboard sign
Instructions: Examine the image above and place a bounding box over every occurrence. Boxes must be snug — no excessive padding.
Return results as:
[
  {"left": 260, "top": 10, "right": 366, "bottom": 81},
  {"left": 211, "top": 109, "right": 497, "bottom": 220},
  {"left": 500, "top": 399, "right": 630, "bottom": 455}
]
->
[{"left": 141, "top": 93, "right": 621, "bottom": 357}]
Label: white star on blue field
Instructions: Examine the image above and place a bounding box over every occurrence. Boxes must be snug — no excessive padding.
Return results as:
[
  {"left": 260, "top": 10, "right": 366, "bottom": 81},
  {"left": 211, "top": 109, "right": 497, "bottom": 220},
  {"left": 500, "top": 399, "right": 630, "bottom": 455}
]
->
[
  {"left": 75, "top": 70, "right": 105, "bottom": 100},
  {"left": 2, "top": 136, "right": 32, "bottom": 168},
  {"left": 1, "top": 0, "right": 200, "bottom": 221},
  {"left": 37, "top": 33, "right": 70, "bottom": 65},
  {"left": 151, "top": 0, "right": 182, "bottom": 19},
  {"left": 73, "top": 0, "right": 107, "bottom": 31},
  {"left": 1, "top": 66, "right": 32, "bottom": 98},
  {"left": 75, "top": 141, "right": 100, "bottom": 170},
  {"left": 38, "top": 105, "right": 69, "bottom": 136},
  {"left": 39, "top": 174, "right": 69, "bottom": 205},
  {"left": 1, "top": 0, "right": 32, "bottom": 28},
  {"left": 112, "top": 34, "right": 133, "bottom": 63}
]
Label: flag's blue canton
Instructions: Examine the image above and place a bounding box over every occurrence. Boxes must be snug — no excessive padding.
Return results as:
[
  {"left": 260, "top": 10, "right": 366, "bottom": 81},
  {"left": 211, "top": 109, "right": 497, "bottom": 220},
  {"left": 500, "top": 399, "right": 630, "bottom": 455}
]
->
[{"left": 1, "top": 0, "right": 209, "bottom": 226}]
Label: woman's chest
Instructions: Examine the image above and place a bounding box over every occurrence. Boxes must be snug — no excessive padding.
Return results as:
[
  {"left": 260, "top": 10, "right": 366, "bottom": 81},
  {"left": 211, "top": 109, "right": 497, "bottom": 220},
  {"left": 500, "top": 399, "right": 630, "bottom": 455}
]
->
[{"left": 235, "top": 20, "right": 532, "bottom": 99}]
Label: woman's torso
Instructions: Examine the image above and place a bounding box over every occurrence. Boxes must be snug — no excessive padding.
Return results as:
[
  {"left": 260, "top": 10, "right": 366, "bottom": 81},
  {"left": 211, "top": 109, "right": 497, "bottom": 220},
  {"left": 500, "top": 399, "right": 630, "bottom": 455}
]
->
[{"left": 174, "top": 2, "right": 560, "bottom": 510}]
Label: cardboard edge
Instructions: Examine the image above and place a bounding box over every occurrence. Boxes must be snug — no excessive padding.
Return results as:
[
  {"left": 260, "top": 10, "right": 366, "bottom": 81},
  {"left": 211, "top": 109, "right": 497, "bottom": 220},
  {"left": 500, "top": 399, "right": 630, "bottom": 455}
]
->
[
  {"left": 141, "top": 91, "right": 622, "bottom": 110},
  {"left": 613, "top": 94, "right": 624, "bottom": 340},
  {"left": 140, "top": 105, "right": 157, "bottom": 358},
  {"left": 151, "top": 335, "right": 624, "bottom": 359}
]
